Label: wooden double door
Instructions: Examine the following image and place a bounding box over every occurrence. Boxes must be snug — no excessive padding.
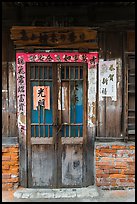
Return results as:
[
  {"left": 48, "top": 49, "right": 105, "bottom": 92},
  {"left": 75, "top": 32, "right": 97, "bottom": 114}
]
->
[{"left": 26, "top": 62, "right": 93, "bottom": 188}]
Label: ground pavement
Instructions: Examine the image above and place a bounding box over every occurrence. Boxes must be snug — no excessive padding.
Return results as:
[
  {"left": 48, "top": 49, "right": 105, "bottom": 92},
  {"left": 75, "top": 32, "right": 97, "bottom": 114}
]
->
[{"left": 2, "top": 187, "right": 135, "bottom": 202}]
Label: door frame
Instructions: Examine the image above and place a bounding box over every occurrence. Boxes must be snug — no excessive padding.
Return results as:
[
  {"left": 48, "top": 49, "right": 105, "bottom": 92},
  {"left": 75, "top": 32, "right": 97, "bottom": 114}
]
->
[
  {"left": 26, "top": 62, "right": 88, "bottom": 187},
  {"left": 16, "top": 51, "right": 98, "bottom": 187}
]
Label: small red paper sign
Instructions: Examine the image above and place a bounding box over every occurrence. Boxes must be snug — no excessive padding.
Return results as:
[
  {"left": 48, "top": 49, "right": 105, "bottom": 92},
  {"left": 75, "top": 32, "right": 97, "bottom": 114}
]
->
[{"left": 33, "top": 86, "right": 50, "bottom": 110}]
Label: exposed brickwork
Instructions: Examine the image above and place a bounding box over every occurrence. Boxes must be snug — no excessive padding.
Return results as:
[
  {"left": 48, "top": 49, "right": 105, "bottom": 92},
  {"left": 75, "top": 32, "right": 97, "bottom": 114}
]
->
[
  {"left": 2, "top": 142, "right": 135, "bottom": 190},
  {"left": 95, "top": 142, "right": 135, "bottom": 190},
  {"left": 2, "top": 144, "right": 19, "bottom": 191}
]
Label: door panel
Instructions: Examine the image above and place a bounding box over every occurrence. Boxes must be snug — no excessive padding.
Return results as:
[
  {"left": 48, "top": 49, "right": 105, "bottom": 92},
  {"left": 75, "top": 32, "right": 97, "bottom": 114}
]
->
[
  {"left": 27, "top": 62, "right": 88, "bottom": 188},
  {"left": 32, "top": 145, "right": 54, "bottom": 187},
  {"left": 62, "top": 145, "right": 83, "bottom": 186}
]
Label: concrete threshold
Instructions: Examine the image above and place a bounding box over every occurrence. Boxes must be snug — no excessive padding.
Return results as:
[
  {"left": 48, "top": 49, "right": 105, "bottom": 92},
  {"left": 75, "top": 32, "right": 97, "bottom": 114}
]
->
[{"left": 14, "top": 185, "right": 99, "bottom": 199}]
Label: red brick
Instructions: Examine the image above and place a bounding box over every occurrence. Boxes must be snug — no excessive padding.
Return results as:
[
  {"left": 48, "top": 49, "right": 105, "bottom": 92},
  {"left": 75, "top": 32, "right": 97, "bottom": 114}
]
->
[
  {"left": 118, "top": 179, "right": 127, "bottom": 182},
  {"left": 2, "top": 178, "right": 19, "bottom": 183},
  {"left": 2, "top": 161, "right": 19, "bottom": 166},
  {"left": 119, "top": 182, "right": 135, "bottom": 187},
  {"left": 128, "top": 178, "right": 135, "bottom": 183},
  {"left": 10, "top": 152, "right": 19, "bottom": 157},
  {"left": 123, "top": 170, "right": 135, "bottom": 175},
  {"left": 129, "top": 146, "right": 135, "bottom": 150},
  {"left": 99, "top": 146, "right": 110, "bottom": 149},
  {"left": 109, "top": 174, "right": 126, "bottom": 178},
  {"left": 10, "top": 169, "right": 19, "bottom": 174},
  {"left": 2, "top": 152, "right": 11, "bottom": 156},
  {"left": 115, "top": 158, "right": 134, "bottom": 162},
  {"left": 96, "top": 174, "right": 110, "bottom": 178},
  {"left": 111, "top": 182, "right": 117, "bottom": 186},
  {"left": 10, "top": 156, "right": 19, "bottom": 161},
  {"left": 8, "top": 147, "right": 19, "bottom": 152},
  {"left": 96, "top": 162, "right": 114, "bottom": 166},
  {"left": 101, "top": 157, "right": 115, "bottom": 162},
  {"left": 2, "top": 170, "right": 10, "bottom": 174},
  {"left": 111, "top": 145, "right": 126, "bottom": 149},
  {"left": 96, "top": 170, "right": 104, "bottom": 174},
  {"left": 2, "top": 173, "right": 11, "bottom": 179},
  {"left": 103, "top": 169, "right": 110, "bottom": 174},
  {"left": 2, "top": 156, "right": 11, "bottom": 161},
  {"left": 109, "top": 169, "right": 121, "bottom": 174},
  {"left": 115, "top": 162, "right": 127, "bottom": 168},
  {"left": 2, "top": 148, "right": 9, "bottom": 153},
  {"left": 127, "top": 175, "right": 135, "bottom": 179},
  {"left": 97, "top": 152, "right": 113, "bottom": 157},
  {"left": 2, "top": 183, "right": 13, "bottom": 190},
  {"left": 100, "top": 149, "right": 117, "bottom": 153},
  {"left": 2, "top": 165, "right": 10, "bottom": 170},
  {"left": 128, "top": 153, "right": 135, "bottom": 157},
  {"left": 98, "top": 165, "right": 114, "bottom": 170},
  {"left": 127, "top": 161, "right": 135, "bottom": 165}
]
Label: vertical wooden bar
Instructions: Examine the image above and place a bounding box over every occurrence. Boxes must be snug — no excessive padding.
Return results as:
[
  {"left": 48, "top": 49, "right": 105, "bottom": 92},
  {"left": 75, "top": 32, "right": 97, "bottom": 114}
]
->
[
  {"left": 38, "top": 105, "right": 40, "bottom": 137},
  {"left": 78, "top": 126, "right": 80, "bottom": 137},
  {"left": 74, "top": 66, "right": 76, "bottom": 79},
  {"left": 26, "top": 63, "right": 32, "bottom": 187},
  {"left": 38, "top": 65, "right": 40, "bottom": 137},
  {"left": 42, "top": 66, "right": 45, "bottom": 138},
  {"left": 74, "top": 67, "right": 76, "bottom": 132},
  {"left": 2, "top": 62, "right": 9, "bottom": 137},
  {"left": 60, "top": 64, "right": 63, "bottom": 132},
  {"left": 96, "top": 63, "right": 99, "bottom": 138},
  {"left": 48, "top": 125, "right": 50, "bottom": 138},
  {"left": 83, "top": 64, "right": 87, "bottom": 141},
  {"left": 47, "top": 66, "right": 49, "bottom": 79},
  {"left": 52, "top": 63, "right": 57, "bottom": 141},
  {"left": 34, "top": 125, "right": 36, "bottom": 138},
  {"left": 34, "top": 66, "right": 36, "bottom": 79},
  {"left": 42, "top": 107, "right": 45, "bottom": 137},
  {"left": 8, "top": 62, "right": 18, "bottom": 137},
  {"left": 54, "top": 63, "right": 62, "bottom": 187},
  {"left": 74, "top": 80, "right": 76, "bottom": 138},
  {"left": 69, "top": 66, "right": 71, "bottom": 137},
  {"left": 44, "top": 67, "right": 47, "bottom": 137},
  {"left": 64, "top": 125, "right": 66, "bottom": 138},
  {"left": 78, "top": 65, "right": 80, "bottom": 80},
  {"left": 64, "top": 66, "right": 66, "bottom": 79},
  {"left": 42, "top": 66, "right": 44, "bottom": 79}
]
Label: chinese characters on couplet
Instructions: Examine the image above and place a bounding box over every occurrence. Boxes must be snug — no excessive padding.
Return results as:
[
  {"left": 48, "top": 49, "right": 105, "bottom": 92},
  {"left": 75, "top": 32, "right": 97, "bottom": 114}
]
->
[
  {"left": 17, "top": 57, "right": 25, "bottom": 112},
  {"left": 99, "top": 60, "right": 117, "bottom": 101}
]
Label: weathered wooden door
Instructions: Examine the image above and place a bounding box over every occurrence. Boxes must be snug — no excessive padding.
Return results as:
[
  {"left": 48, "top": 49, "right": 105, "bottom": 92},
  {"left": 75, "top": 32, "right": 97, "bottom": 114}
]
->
[{"left": 27, "top": 62, "right": 91, "bottom": 188}]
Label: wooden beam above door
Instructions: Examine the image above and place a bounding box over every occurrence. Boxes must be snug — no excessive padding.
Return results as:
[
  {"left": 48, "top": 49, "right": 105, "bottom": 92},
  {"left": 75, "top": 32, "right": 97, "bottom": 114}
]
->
[{"left": 10, "top": 26, "right": 98, "bottom": 49}]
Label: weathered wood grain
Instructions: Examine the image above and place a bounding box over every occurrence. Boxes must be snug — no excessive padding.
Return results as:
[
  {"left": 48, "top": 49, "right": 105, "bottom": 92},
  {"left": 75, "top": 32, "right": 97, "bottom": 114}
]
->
[
  {"left": 62, "top": 144, "right": 83, "bottom": 187},
  {"left": 31, "top": 144, "right": 55, "bottom": 187},
  {"left": 10, "top": 26, "right": 98, "bottom": 49},
  {"left": 8, "top": 62, "right": 18, "bottom": 137},
  {"left": 2, "top": 62, "right": 9, "bottom": 137}
]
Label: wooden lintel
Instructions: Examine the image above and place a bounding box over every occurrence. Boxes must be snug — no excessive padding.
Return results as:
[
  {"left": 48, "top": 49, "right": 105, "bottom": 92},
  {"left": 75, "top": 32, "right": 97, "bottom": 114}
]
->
[{"left": 10, "top": 26, "right": 98, "bottom": 49}]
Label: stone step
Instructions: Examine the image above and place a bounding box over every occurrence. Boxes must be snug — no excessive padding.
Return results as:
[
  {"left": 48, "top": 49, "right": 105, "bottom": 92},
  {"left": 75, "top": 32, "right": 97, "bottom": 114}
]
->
[{"left": 14, "top": 185, "right": 99, "bottom": 199}]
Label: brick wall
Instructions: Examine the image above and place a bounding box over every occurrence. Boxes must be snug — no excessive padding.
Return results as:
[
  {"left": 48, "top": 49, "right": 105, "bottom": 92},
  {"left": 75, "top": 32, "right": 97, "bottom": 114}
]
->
[
  {"left": 2, "top": 141, "right": 135, "bottom": 190},
  {"left": 2, "top": 144, "right": 19, "bottom": 190},
  {"left": 95, "top": 142, "right": 135, "bottom": 190}
]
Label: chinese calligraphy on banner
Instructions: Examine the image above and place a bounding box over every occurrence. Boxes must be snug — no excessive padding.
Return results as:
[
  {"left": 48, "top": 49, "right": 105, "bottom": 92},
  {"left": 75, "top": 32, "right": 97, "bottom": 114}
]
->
[
  {"left": 17, "top": 57, "right": 26, "bottom": 113},
  {"left": 33, "top": 86, "right": 50, "bottom": 110},
  {"left": 99, "top": 60, "right": 117, "bottom": 101}
]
